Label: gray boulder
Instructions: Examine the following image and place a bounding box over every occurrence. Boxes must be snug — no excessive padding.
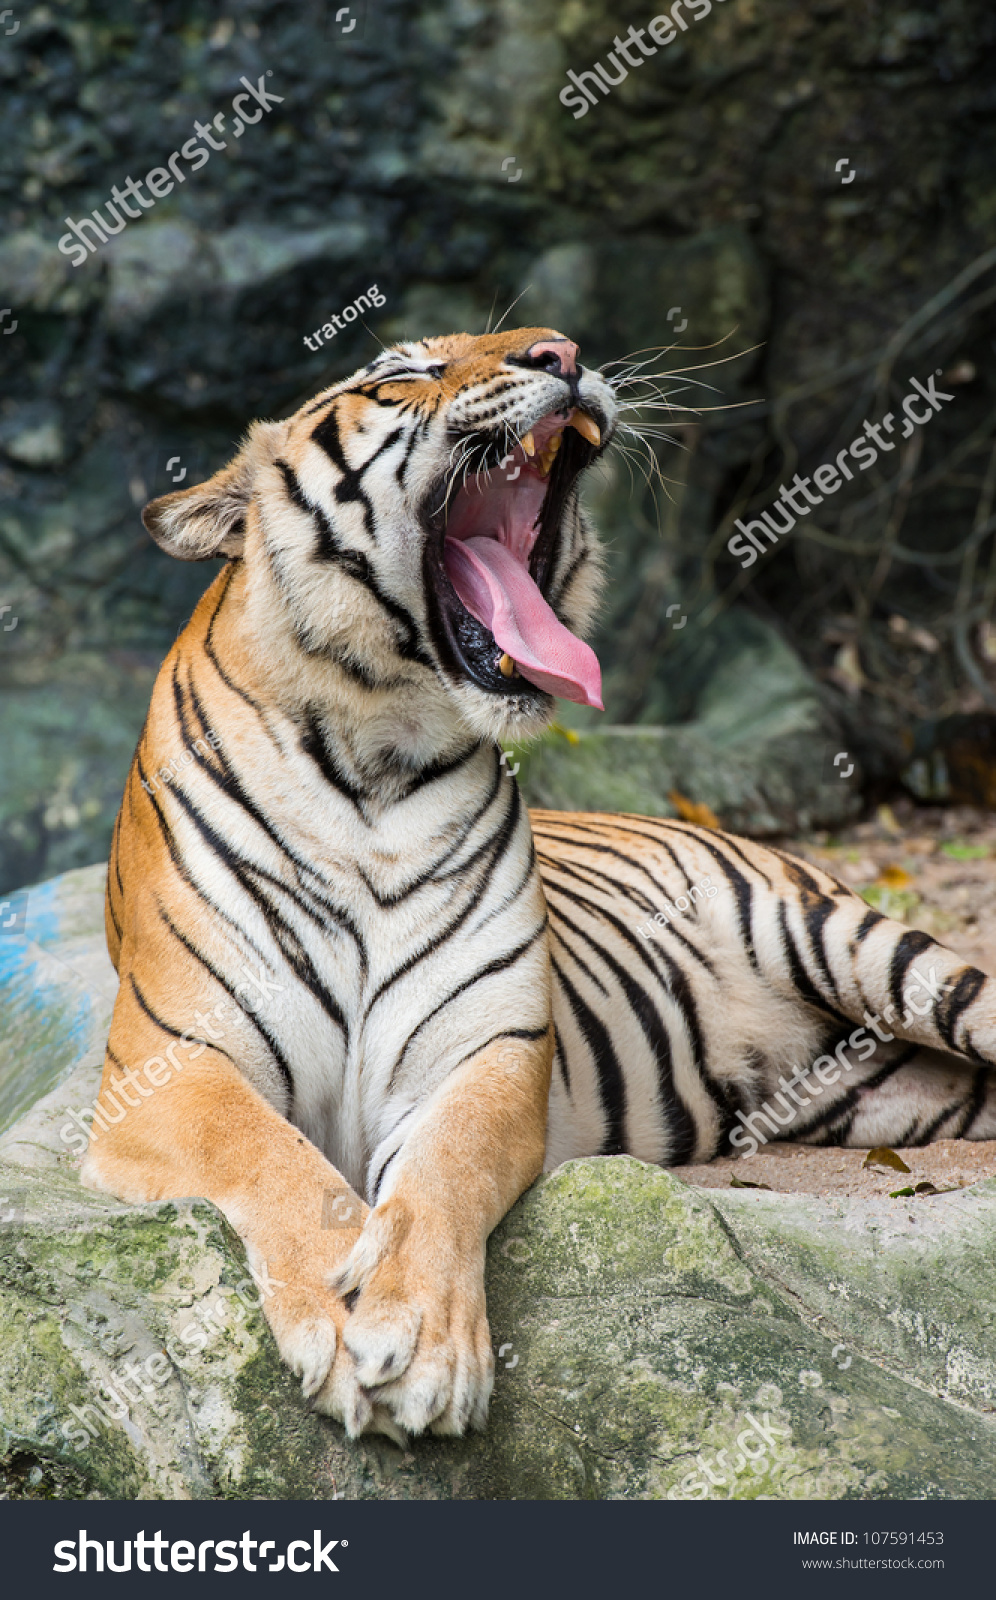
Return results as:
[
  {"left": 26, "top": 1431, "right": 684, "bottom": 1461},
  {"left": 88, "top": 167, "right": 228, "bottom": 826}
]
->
[{"left": 2, "top": 863, "right": 994, "bottom": 1499}]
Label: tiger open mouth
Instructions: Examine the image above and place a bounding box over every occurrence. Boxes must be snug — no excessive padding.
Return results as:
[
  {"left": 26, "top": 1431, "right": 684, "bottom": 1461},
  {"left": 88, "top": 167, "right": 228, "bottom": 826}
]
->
[{"left": 422, "top": 406, "right": 605, "bottom": 708}]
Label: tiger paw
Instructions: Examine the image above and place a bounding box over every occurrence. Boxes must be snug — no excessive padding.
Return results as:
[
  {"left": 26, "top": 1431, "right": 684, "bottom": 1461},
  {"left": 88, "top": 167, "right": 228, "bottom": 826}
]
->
[{"left": 321, "top": 1195, "right": 495, "bottom": 1437}]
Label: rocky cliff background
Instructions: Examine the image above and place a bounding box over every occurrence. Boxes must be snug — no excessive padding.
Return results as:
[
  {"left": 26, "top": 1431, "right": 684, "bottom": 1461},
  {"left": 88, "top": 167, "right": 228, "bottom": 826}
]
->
[{"left": 2, "top": 0, "right": 996, "bottom": 893}]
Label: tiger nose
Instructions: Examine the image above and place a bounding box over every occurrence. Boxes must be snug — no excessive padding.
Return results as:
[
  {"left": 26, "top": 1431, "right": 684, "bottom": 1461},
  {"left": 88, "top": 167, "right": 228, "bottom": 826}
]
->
[{"left": 524, "top": 338, "right": 579, "bottom": 377}]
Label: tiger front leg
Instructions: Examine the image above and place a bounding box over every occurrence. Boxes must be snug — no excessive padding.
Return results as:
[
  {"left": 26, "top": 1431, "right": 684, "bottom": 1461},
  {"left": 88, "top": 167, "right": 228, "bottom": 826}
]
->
[
  {"left": 319, "top": 1028, "right": 554, "bottom": 1437},
  {"left": 79, "top": 992, "right": 414, "bottom": 1439}
]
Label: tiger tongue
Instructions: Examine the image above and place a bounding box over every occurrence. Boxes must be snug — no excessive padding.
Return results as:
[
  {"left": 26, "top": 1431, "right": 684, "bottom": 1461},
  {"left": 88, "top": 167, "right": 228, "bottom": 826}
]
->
[{"left": 444, "top": 535, "right": 603, "bottom": 709}]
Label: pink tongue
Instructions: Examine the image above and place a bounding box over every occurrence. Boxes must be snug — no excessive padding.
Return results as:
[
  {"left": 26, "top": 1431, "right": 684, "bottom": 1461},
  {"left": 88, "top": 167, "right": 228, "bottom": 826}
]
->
[{"left": 444, "top": 536, "right": 603, "bottom": 709}]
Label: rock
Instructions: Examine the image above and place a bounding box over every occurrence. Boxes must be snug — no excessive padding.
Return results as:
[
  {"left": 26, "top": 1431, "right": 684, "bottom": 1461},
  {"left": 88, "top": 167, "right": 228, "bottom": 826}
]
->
[
  {"left": 519, "top": 227, "right": 769, "bottom": 383},
  {"left": 0, "top": 231, "right": 85, "bottom": 315},
  {"left": 3, "top": 863, "right": 996, "bottom": 1500},
  {"left": 0, "top": 402, "right": 66, "bottom": 467},
  {"left": 0, "top": 661, "right": 159, "bottom": 898}
]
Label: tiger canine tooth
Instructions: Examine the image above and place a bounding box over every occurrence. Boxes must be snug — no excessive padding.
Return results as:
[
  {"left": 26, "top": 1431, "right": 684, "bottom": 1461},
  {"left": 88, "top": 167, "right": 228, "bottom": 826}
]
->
[
  {"left": 498, "top": 653, "right": 515, "bottom": 677},
  {"left": 570, "top": 412, "right": 601, "bottom": 446},
  {"left": 519, "top": 430, "right": 536, "bottom": 457}
]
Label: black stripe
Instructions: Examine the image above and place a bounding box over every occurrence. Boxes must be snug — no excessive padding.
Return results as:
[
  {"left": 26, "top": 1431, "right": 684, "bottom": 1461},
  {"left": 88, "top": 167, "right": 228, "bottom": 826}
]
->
[
  {"left": 179, "top": 818, "right": 354, "bottom": 1031},
  {"left": 372, "top": 1148, "right": 401, "bottom": 1203},
  {"left": 202, "top": 563, "right": 266, "bottom": 716},
  {"left": 300, "top": 710, "right": 369, "bottom": 816},
  {"left": 107, "top": 812, "right": 123, "bottom": 942},
  {"left": 853, "top": 907, "right": 885, "bottom": 945},
  {"left": 546, "top": 891, "right": 700, "bottom": 1161},
  {"left": 307, "top": 417, "right": 436, "bottom": 674},
  {"left": 470, "top": 827, "right": 538, "bottom": 934},
  {"left": 395, "top": 743, "right": 478, "bottom": 802},
  {"left": 540, "top": 848, "right": 719, "bottom": 977},
  {"left": 534, "top": 826, "right": 700, "bottom": 918},
  {"left": 364, "top": 782, "right": 524, "bottom": 1016},
  {"left": 777, "top": 901, "right": 853, "bottom": 1030},
  {"left": 389, "top": 922, "right": 547, "bottom": 1090},
  {"left": 551, "top": 955, "right": 627, "bottom": 1156},
  {"left": 772, "top": 856, "right": 845, "bottom": 1005},
  {"left": 910, "top": 1098, "right": 966, "bottom": 1146},
  {"left": 174, "top": 673, "right": 367, "bottom": 962},
  {"left": 937, "top": 966, "right": 987, "bottom": 1057},
  {"left": 955, "top": 1068, "right": 990, "bottom": 1137},
  {"left": 537, "top": 846, "right": 659, "bottom": 923},
  {"left": 159, "top": 750, "right": 363, "bottom": 1015},
  {"left": 128, "top": 973, "right": 237, "bottom": 1067},
  {"left": 548, "top": 916, "right": 612, "bottom": 997},
  {"left": 421, "top": 751, "right": 506, "bottom": 876},
  {"left": 887, "top": 929, "right": 939, "bottom": 1022},
  {"left": 353, "top": 753, "right": 508, "bottom": 910},
  {"left": 552, "top": 1021, "right": 570, "bottom": 1093},
  {"left": 449, "top": 1025, "right": 552, "bottom": 1075},
  {"left": 794, "top": 1045, "right": 919, "bottom": 1138},
  {"left": 395, "top": 425, "right": 422, "bottom": 487},
  {"left": 306, "top": 410, "right": 378, "bottom": 541},
  {"left": 550, "top": 545, "right": 589, "bottom": 610},
  {"left": 277, "top": 459, "right": 373, "bottom": 581},
  {"left": 684, "top": 835, "right": 760, "bottom": 969},
  {"left": 157, "top": 907, "right": 295, "bottom": 1095},
  {"left": 304, "top": 390, "right": 338, "bottom": 416}
]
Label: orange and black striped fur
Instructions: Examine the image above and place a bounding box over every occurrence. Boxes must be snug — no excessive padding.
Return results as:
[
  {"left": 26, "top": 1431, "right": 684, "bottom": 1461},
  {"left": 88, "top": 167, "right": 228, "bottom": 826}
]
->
[{"left": 83, "top": 328, "right": 996, "bottom": 1442}]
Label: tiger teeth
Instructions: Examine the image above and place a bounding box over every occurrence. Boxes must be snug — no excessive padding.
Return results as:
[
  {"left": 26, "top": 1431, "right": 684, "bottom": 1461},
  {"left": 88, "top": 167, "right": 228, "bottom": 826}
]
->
[
  {"left": 519, "top": 430, "right": 536, "bottom": 457},
  {"left": 498, "top": 653, "right": 516, "bottom": 677},
  {"left": 537, "top": 432, "right": 563, "bottom": 477},
  {"left": 569, "top": 411, "right": 601, "bottom": 446}
]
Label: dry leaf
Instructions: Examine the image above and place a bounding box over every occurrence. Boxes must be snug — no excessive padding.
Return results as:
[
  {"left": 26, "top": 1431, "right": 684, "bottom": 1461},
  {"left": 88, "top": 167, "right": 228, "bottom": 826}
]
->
[
  {"left": 876, "top": 863, "right": 914, "bottom": 889},
  {"left": 829, "top": 641, "right": 865, "bottom": 698},
  {"left": 909, "top": 625, "right": 940, "bottom": 654},
  {"left": 668, "top": 791, "right": 720, "bottom": 829},
  {"left": 863, "top": 1147, "right": 911, "bottom": 1173},
  {"left": 730, "top": 1174, "right": 771, "bottom": 1190},
  {"left": 887, "top": 614, "right": 940, "bottom": 652},
  {"left": 889, "top": 1180, "right": 960, "bottom": 1198}
]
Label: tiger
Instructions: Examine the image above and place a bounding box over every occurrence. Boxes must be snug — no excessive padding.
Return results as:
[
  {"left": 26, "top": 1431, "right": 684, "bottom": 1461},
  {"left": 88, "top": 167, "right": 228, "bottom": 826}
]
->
[{"left": 81, "top": 326, "right": 996, "bottom": 1444}]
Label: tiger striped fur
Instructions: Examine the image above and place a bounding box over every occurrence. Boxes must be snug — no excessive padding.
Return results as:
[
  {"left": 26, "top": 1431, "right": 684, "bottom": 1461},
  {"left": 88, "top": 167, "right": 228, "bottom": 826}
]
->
[{"left": 83, "top": 327, "right": 996, "bottom": 1443}]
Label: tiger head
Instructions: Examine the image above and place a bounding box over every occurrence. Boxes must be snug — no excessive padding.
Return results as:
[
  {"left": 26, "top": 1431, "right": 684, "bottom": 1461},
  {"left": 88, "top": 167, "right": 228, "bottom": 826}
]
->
[{"left": 143, "top": 328, "right": 617, "bottom": 747}]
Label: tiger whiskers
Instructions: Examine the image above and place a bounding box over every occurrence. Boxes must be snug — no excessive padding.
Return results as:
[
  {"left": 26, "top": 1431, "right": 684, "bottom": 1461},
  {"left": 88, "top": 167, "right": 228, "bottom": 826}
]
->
[{"left": 436, "top": 427, "right": 506, "bottom": 521}]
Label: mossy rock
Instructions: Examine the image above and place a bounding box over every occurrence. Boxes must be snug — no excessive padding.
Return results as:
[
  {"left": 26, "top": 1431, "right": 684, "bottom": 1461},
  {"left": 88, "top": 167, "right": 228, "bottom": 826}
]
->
[{"left": 1, "top": 864, "right": 994, "bottom": 1500}]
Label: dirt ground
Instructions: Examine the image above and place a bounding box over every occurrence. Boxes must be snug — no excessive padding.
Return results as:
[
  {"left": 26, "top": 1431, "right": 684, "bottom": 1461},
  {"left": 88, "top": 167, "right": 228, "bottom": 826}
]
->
[{"left": 679, "top": 799, "right": 996, "bottom": 1201}]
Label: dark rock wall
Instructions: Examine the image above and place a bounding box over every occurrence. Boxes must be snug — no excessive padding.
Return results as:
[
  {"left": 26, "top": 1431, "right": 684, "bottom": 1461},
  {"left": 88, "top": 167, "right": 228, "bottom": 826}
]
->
[{"left": 2, "top": 0, "right": 995, "bottom": 890}]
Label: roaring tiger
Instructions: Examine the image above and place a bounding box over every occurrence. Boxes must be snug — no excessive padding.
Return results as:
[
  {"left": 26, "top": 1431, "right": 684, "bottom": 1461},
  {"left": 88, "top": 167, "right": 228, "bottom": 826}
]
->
[{"left": 83, "top": 327, "right": 996, "bottom": 1444}]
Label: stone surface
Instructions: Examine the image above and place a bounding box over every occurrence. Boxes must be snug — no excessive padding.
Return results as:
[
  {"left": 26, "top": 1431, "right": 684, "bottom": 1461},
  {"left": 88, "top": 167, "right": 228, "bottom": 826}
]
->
[{"left": 2, "top": 863, "right": 996, "bottom": 1500}]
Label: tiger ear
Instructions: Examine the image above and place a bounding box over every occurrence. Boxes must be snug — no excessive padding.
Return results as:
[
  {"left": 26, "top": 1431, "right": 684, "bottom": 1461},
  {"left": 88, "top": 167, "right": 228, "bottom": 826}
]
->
[{"left": 142, "top": 420, "right": 285, "bottom": 561}]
